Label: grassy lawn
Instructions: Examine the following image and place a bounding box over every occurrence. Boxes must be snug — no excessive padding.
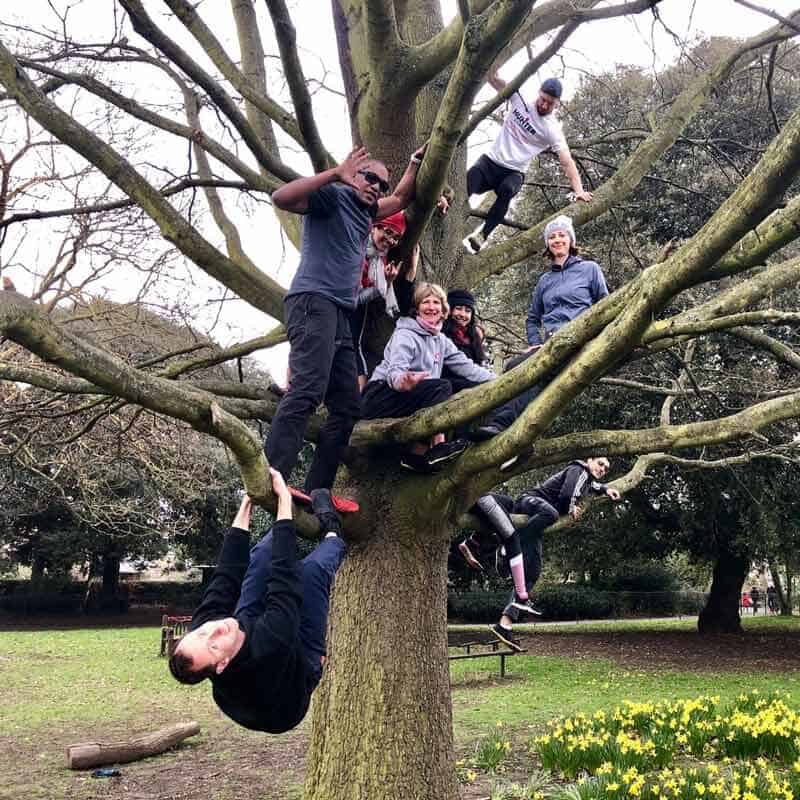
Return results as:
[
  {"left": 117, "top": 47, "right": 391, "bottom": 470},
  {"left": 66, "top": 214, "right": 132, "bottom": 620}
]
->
[{"left": 1, "top": 616, "right": 799, "bottom": 799}]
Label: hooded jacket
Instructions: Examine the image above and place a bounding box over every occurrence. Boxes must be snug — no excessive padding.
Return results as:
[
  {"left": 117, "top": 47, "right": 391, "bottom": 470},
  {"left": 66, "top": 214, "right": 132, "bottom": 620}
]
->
[
  {"left": 526, "top": 255, "right": 609, "bottom": 346},
  {"left": 526, "top": 460, "right": 609, "bottom": 516},
  {"left": 370, "top": 316, "right": 494, "bottom": 390}
]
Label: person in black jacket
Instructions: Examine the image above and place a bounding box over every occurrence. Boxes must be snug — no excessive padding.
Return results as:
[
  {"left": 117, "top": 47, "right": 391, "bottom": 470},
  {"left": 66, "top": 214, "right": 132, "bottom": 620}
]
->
[
  {"left": 460, "top": 458, "right": 621, "bottom": 652},
  {"left": 168, "top": 469, "right": 346, "bottom": 733}
]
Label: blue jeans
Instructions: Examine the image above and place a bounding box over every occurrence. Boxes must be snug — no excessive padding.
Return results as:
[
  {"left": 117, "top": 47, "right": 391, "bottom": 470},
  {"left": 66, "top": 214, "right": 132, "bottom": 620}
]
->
[{"left": 235, "top": 531, "right": 347, "bottom": 685}]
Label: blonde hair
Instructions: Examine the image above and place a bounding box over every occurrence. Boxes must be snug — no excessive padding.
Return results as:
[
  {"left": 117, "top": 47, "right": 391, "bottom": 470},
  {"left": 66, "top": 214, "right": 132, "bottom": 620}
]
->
[{"left": 413, "top": 282, "right": 449, "bottom": 318}]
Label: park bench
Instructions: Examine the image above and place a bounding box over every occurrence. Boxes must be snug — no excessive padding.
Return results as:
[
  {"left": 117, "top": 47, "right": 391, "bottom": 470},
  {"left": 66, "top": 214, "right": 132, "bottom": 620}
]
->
[
  {"left": 447, "top": 636, "right": 524, "bottom": 678},
  {"left": 159, "top": 614, "right": 192, "bottom": 657}
]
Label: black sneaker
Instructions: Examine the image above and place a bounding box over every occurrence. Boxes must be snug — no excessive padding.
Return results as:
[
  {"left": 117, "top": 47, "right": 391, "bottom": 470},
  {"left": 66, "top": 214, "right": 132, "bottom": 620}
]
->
[
  {"left": 426, "top": 438, "right": 469, "bottom": 466},
  {"left": 469, "top": 424, "right": 503, "bottom": 443},
  {"left": 490, "top": 623, "right": 522, "bottom": 652},
  {"left": 310, "top": 489, "right": 342, "bottom": 536},
  {"left": 495, "top": 545, "right": 510, "bottom": 578},
  {"left": 400, "top": 452, "right": 436, "bottom": 474},
  {"left": 510, "top": 595, "right": 543, "bottom": 616},
  {"left": 458, "top": 539, "right": 484, "bottom": 571}
]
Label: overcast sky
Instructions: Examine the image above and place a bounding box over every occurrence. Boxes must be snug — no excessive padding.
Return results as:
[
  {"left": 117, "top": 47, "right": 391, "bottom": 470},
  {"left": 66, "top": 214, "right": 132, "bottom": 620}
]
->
[{"left": 3, "top": 0, "right": 798, "bottom": 379}]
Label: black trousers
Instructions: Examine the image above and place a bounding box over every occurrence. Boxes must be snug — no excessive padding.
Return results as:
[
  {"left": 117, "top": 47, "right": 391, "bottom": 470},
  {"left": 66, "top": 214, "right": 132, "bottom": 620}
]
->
[
  {"left": 487, "top": 348, "right": 560, "bottom": 431},
  {"left": 467, "top": 154, "right": 525, "bottom": 238},
  {"left": 265, "top": 293, "right": 361, "bottom": 491},
  {"left": 361, "top": 378, "right": 452, "bottom": 420}
]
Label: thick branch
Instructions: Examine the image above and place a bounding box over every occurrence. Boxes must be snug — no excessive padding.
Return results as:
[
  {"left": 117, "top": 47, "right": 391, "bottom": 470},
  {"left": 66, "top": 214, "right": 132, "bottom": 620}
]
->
[
  {"left": 17, "top": 58, "right": 277, "bottom": 193},
  {"left": 521, "top": 391, "right": 800, "bottom": 471},
  {"left": 0, "top": 290, "right": 270, "bottom": 500},
  {"left": 263, "top": 0, "right": 331, "bottom": 172}
]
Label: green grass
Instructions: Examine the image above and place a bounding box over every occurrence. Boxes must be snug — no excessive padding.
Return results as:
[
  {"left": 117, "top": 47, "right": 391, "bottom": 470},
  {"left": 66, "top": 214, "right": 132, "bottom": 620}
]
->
[
  {"left": 450, "top": 654, "right": 800, "bottom": 738},
  {"left": 1, "top": 616, "right": 799, "bottom": 798}
]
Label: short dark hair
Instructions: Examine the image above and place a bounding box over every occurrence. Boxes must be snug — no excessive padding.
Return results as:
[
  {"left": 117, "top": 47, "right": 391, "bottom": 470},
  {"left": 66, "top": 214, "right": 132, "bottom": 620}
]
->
[{"left": 168, "top": 642, "right": 216, "bottom": 685}]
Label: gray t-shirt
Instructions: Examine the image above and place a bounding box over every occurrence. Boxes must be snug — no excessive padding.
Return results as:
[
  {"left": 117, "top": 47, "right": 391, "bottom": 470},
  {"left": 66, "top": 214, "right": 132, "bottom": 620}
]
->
[{"left": 286, "top": 182, "right": 378, "bottom": 310}]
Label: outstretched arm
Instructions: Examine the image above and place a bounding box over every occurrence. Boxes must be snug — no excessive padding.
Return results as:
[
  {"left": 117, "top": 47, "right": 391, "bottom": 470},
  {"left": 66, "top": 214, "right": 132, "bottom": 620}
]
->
[
  {"left": 558, "top": 148, "right": 593, "bottom": 202},
  {"left": 377, "top": 143, "right": 426, "bottom": 218},
  {"left": 272, "top": 148, "right": 370, "bottom": 213}
]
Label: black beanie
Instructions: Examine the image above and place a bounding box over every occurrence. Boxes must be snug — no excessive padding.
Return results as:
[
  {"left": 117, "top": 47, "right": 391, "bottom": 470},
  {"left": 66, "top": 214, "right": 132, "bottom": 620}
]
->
[{"left": 447, "top": 289, "right": 476, "bottom": 309}]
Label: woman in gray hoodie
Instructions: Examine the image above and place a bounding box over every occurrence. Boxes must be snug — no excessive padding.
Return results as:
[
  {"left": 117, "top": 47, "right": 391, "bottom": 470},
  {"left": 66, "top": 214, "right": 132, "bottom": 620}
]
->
[{"left": 362, "top": 282, "right": 495, "bottom": 473}]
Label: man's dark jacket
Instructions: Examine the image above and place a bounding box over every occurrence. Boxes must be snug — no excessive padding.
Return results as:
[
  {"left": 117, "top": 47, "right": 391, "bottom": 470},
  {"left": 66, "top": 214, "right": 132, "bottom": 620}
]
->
[{"left": 190, "top": 520, "right": 311, "bottom": 733}]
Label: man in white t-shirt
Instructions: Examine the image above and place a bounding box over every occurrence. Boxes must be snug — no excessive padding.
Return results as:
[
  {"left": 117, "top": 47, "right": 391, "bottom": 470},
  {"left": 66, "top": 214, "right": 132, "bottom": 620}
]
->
[{"left": 466, "top": 74, "right": 592, "bottom": 252}]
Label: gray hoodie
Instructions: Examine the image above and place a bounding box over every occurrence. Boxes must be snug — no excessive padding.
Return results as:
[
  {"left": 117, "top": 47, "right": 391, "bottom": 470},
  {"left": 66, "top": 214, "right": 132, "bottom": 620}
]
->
[{"left": 370, "top": 317, "right": 495, "bottom": 390}]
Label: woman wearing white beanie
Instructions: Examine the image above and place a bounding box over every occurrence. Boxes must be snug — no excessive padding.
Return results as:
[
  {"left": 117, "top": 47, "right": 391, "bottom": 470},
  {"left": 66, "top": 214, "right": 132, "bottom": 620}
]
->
[{"left": 471, "top": 214, "right": 609, "bottom": 442}]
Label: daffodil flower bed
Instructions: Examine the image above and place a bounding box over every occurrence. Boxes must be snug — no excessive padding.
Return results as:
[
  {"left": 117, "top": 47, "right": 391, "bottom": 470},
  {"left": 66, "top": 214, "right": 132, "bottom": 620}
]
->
[
  {"left": 554, "top": 760, "right": 800, "bottom": 800},
  {"left": 534, "top": 691, "right": 800, "bottom": 778}
]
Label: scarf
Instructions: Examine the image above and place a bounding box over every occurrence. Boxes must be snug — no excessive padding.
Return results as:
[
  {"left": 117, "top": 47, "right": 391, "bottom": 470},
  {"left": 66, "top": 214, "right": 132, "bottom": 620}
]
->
[
  {"left": 365, "top": 238, "right": 400, "bottom": 318},
  {"left": 417, "top": 316, "right": 443, "bottom": 335}
]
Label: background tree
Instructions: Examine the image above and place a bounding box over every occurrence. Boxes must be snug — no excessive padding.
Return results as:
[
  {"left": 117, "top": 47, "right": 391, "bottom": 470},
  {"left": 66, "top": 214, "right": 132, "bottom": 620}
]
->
[{"left": 1, "top": 3, "right": 800, "bottom": 798}]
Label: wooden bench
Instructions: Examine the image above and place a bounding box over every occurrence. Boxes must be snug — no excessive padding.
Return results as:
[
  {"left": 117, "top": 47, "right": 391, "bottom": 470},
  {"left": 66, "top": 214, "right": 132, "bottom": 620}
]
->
[
  {"left": 447, "top": 638, "right": 523, "bottom": 678},
  {"left": 159, "top": 615, "right": 193, "bottom": 657}
]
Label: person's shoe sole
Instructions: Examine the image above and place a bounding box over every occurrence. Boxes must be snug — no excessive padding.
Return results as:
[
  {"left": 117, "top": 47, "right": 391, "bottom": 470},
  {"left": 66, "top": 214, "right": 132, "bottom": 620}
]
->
[
  {"left": 500, "top": 455, "right": 519, "bottom": 472},
  {"left": 426, "top": 440, "right": 469, "bottom": 466},
  {"left": 490, "top": 625, "right": 522, "bottom": 653},
  {"left": 511, "top": 600, "right": 543, "bottom": 616},
  {"left": 458, "top": 541, "right": 484, "bottom": 571},
  {"left": 399, "top": 459, "right": 436, "bottom": 475}
]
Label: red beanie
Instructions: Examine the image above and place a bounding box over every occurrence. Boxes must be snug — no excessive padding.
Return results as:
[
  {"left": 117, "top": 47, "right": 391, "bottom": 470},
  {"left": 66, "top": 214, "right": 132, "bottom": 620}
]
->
[{"left": 376, "top": 211, "right": 406, "bottom": 237}]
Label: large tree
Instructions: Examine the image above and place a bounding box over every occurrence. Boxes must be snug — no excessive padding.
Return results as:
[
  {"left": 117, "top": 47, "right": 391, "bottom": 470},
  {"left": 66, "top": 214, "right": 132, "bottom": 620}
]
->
[{"left": 2, "top": 2, "right": 800, "bottom": 798}]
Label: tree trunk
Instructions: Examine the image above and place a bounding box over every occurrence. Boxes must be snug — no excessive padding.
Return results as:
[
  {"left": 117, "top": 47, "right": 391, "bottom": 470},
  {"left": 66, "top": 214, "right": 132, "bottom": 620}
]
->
[
  {"left": 768, "top": 559, "right": 791, "bottom": 616},
  {"left": 697, "top": 544, "right": 749, "bottom": 634},
  {"left": 305, "top": 482, "right": 457, "bottom": 800}
]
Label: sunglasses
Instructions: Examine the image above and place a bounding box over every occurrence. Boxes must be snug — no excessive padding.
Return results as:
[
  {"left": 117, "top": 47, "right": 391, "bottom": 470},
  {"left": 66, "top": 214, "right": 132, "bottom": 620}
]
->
[{"left": 358, "top": 170, "right": 390, "bottom": 195}]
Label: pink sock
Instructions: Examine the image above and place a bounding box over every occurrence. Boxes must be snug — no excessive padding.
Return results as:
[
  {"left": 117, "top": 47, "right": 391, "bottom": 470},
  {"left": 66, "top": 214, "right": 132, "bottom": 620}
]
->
[{"left": 509, "top": 555, "right": 528, "bottom": 600}]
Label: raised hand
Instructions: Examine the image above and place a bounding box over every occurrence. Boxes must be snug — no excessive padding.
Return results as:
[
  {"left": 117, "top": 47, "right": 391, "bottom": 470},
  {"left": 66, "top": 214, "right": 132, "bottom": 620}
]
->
[
  {"left": 606, "top": 487, "right": 621, "bottom": 501},
  {"left": 396, "top": 371, "right": 430, "bottom": 392},
  {"left": 384, "top": 260, "right": 401, "bottom": 284},
  {"left": 336, "top": 147, "right": 371, "bottom": 188}
]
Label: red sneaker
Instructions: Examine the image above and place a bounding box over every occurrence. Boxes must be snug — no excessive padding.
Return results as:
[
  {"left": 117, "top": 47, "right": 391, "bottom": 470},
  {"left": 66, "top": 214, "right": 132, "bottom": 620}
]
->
[{"left": 288, "top": 487, "right": 359, "bottom": 514}]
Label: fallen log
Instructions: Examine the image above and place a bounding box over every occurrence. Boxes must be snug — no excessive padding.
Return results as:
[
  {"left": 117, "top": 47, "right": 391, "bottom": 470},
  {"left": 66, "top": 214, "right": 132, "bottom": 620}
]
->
[{"left": 66, "top": 721, "right": 201, "bottom": 770}]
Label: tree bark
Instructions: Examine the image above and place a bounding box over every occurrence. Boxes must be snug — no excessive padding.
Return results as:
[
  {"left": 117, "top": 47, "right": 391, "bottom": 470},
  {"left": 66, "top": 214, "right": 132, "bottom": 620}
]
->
[
  {"left": 305, "top": 480, "right": 457, "bottom": 800},
  {"left": 697, "top": 543, "right": 749, "bottom": 634},
  {"left": 66, "top": 721, "right": 200, "bottom": 769}
]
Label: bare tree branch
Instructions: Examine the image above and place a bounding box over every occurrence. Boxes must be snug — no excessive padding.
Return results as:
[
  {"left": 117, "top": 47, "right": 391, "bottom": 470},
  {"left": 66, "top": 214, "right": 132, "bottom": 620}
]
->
[
  {"left": 119, "top": 0, "right": 298, "bottom": 183},
  {"left": 263, "top": 0, "right": 331, "bottom": 172},
  {"left": 0, "top": 42, "right": 288, "bottom": 322}
]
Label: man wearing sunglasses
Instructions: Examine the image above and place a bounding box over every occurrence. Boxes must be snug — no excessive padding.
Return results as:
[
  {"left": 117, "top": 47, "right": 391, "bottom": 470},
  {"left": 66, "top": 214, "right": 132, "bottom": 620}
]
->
[{"left": 265, "top": 144, "right": 426, "bottom": 508}]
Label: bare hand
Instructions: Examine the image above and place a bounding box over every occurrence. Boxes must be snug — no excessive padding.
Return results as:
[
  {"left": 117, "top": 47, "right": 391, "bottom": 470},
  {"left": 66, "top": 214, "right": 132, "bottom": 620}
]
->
[
  {"left": 570, "top": 505, "right": 583, "bottom": 521},
  {"left": 436, "top": 195, "right": 450, "bottom": 215},
  {"left": 384, "top": 260, "right": 401, "bottom": 284},
  {"left": 606, "top": 487, "right": 621, "bottom": 501},
  {"left": 396, "top": 371, "right": 430, "bottom": 391},
  {"left": 574, "top": 189, "right": 593, "bottom": 202},
  {"left": 336, "top": 146, "right": 371, "bottom": 188},
  {"left": 411, "top": 141, "right": 427, "bottom": 164},
  {"left": 526, "top": 344, "right": 541, "bottom": 353},
  {"left": 269, "top": 467, "right": 291, "bottom": 503}
]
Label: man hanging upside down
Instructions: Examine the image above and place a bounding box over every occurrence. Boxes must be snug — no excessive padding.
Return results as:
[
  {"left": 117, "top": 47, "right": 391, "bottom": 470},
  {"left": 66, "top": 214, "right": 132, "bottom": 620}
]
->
[{"left": 168, "top": 469, "right": 346, "bottom": 733}]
